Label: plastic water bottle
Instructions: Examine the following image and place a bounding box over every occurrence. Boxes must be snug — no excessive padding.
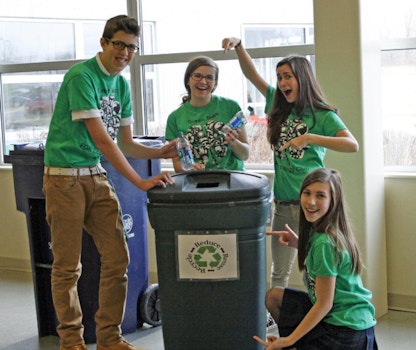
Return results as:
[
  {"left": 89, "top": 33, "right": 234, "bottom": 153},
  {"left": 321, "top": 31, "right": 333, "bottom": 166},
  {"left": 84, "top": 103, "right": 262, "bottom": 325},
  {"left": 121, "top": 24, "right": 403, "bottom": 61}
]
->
[
  {"left": 221, "top": 110, "right": 248, "bottom": 134},
  {"left": 177, "top": 131, "right": 194, "bottom": 171}
]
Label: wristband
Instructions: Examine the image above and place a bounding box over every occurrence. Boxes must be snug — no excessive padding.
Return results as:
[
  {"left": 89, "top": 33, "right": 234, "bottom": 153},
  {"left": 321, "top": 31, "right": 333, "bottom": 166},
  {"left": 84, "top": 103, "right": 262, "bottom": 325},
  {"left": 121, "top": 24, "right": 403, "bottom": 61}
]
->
[{"left": 234, "top": 40, "right": 242, "bottom": 49}]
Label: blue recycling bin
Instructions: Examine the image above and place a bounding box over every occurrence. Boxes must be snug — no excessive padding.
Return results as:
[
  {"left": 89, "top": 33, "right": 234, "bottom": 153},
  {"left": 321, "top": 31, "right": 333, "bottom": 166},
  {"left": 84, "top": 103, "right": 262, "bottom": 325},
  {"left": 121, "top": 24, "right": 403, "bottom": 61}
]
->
[{"left": 101, "top": 136, "right": 163, "bottom": 333}]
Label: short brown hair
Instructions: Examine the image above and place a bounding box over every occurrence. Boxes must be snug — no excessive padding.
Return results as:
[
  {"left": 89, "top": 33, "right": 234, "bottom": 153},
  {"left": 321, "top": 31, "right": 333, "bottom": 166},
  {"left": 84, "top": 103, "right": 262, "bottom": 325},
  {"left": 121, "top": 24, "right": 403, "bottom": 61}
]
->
[{"left": 102, "top": 15, "right": 140, "bottom": 39}]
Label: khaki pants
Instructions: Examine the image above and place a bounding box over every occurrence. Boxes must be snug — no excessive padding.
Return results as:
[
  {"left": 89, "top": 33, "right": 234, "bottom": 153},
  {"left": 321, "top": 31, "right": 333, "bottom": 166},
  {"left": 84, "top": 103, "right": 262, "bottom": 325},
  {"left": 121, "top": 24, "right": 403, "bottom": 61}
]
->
[
  {"left": 270, "top": 201, "right": 299, "bottom": 288},
  {"left": 43, "top": 173, "right": 129, "bottom": 347}
]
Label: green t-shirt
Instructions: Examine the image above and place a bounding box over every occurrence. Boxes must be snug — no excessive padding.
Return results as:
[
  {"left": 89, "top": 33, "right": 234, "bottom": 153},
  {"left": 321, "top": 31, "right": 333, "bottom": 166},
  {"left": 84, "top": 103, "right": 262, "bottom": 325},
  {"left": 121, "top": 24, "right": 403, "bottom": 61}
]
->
[
  {"left": 165, "top": 95, "right": 245, "bottom": 170},
  {"left": 44, "top": 55, "right": 133, "bottom": 167},
  {"left": 265, "top": 85, "right": 347, "bottom": 200},
  {"left": 304, "top": 232, "right": 377, "bottom": 330},
  {"left": 273, "top": 108, "right": 346, "bottom": 200}
]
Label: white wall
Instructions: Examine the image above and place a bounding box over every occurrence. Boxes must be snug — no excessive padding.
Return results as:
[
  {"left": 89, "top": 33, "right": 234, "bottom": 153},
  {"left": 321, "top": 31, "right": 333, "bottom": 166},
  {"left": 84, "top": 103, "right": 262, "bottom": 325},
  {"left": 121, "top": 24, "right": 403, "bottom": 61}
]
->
[
  {"left": 384, "top": 176, "right": 416, "bottom": 312},
  {"left": 0, "top": 167, "right": 31, "bottom": 271},
  {"left": 313, "top": 0, "right": 388, "bottom": 317}
]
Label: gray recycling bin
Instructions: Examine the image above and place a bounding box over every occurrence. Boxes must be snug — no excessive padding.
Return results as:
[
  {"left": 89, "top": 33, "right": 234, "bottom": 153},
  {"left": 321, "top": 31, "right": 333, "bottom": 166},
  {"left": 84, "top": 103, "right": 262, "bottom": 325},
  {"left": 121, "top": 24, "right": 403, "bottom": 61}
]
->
[{"left": 147, "top": 170, "right": 271, "bottom": 350}]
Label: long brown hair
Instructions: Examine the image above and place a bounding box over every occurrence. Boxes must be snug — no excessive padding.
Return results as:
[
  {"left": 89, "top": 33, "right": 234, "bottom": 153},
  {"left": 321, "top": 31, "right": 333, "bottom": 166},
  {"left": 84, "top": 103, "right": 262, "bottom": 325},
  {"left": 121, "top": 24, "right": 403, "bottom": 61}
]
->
[
  {"left": 297, "top": 168, "right": 363, "bottom": 275},
  {"left": 267, "top": 55, "right": 337, "bottom": 148}
]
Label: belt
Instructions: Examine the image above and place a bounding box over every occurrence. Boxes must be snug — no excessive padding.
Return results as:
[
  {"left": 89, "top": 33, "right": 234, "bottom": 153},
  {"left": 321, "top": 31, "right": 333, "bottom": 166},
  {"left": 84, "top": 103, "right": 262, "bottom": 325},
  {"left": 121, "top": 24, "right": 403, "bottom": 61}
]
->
[
  {"left": 44, "top": 164, "right": 106, "bottom": 176},
  {"left": 274, "top": 199, "right": 300, "bottom": 206}
]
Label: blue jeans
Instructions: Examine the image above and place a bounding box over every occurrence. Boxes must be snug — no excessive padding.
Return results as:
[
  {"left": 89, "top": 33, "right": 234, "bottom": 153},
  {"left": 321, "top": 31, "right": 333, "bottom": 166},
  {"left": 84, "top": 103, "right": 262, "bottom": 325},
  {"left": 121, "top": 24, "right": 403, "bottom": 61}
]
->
[{"left": 43, "top": 173, "right": 129, "bottom": 347}]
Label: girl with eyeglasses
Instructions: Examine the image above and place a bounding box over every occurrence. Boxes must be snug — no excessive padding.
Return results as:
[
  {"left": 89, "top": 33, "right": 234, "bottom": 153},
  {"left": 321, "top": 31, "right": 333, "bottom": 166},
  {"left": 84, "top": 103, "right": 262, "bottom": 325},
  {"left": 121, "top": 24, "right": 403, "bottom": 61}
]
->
[{"left": 165, "top": 55, "right": 250, "bottom": 172}]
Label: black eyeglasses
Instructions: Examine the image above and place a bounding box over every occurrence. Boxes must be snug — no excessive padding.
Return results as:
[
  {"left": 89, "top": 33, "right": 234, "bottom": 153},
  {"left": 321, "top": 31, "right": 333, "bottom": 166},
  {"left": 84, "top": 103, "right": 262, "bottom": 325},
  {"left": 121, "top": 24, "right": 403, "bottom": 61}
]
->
[
  {"left": 191, "top": 73, "right": 216, "bottom": 83},
  {"left": 105, "top": 38, "right": 139, "bottom": 53}
]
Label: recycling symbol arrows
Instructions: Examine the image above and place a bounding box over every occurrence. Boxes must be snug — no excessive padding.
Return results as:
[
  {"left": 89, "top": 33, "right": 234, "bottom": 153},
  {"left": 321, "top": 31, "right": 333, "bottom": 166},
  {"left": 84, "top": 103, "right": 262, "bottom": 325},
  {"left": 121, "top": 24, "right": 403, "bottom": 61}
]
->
[{"left": 193, "top": 245, "right": 222, "bottom": 268}]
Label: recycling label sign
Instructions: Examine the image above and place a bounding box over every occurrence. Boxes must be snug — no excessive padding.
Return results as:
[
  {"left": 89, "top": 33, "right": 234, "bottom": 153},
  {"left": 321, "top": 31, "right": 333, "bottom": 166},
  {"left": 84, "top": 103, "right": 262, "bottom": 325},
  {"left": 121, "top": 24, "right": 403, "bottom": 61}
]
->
[{"left": 175, "top": 230, "right": 239, "bottom": 281}]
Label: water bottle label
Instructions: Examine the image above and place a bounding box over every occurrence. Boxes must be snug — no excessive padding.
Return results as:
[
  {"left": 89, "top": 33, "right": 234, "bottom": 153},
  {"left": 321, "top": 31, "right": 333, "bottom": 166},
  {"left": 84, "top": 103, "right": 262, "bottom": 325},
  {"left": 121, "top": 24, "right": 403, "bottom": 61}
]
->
[
  {"left": 222, "top": 111, "right": 247, "bottom": 134},
  {"left": 183, "top": 148, "right": 193, "bottom": 161},
  {"left": 179, "top": 147, "right": 194, "bottom": 170},
  {"left": 229, "top": 114, "right": 245, "bottom": 129}
]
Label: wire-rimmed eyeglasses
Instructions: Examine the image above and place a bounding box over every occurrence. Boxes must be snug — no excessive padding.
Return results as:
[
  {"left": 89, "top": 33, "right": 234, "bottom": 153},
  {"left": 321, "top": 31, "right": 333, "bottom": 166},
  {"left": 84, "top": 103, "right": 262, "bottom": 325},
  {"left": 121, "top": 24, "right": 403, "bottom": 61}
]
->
[
  {"left": 105, "top": 38, "right": 139, "bottom": 53},
  {"left": 190, "top": 73, "right": 216, "bottom": 83}
]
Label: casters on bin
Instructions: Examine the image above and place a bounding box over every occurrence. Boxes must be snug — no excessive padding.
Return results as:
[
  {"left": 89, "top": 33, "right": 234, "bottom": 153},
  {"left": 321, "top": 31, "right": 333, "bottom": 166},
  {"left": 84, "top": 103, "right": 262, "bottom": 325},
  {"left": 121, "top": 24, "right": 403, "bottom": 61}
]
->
[{"left": 139, "top": 283, "right": 162, "bottom": 327}]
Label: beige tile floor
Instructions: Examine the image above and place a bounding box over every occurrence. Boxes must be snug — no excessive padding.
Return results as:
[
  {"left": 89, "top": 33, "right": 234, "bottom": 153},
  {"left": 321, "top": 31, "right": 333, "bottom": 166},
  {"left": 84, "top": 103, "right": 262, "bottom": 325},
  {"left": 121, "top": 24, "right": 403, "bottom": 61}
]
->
[{"left": 1, "top": 269, "right": 416, "bottom": 350}]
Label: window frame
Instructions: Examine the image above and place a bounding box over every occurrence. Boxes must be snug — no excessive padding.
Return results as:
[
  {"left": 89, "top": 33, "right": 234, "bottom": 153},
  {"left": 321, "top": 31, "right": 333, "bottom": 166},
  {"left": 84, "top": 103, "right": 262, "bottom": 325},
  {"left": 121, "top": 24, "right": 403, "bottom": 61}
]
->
[
  {"left": 1, "top": 8, "right": 416, "bottom": 171},
  {"left": 380, "top": 37, "right": 416, "bottom": 174},
  {"left": 131, "top": 44, "right": 315, "bottom": 170}
]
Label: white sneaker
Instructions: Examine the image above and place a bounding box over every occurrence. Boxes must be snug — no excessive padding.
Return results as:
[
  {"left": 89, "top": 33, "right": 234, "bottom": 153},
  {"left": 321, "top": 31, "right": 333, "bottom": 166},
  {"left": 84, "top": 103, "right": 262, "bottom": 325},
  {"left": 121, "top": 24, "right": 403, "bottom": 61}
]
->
[{"left": 266, "top": 312, "right": 277, "bottom": 331}]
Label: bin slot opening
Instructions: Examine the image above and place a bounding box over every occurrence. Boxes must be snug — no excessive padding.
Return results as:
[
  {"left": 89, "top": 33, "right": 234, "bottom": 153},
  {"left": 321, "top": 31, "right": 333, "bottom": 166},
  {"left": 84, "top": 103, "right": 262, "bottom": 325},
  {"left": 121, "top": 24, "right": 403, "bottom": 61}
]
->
[{"left": 196, "top": 182, "right": 220, "bottom": 188}]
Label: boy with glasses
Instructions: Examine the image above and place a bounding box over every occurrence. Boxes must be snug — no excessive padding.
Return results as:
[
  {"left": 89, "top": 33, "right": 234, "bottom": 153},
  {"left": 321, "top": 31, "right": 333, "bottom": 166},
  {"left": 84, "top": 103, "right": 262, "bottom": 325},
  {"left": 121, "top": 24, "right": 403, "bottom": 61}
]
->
[{"left": 43, "top": 15, "right": 177, "bottom": 350}]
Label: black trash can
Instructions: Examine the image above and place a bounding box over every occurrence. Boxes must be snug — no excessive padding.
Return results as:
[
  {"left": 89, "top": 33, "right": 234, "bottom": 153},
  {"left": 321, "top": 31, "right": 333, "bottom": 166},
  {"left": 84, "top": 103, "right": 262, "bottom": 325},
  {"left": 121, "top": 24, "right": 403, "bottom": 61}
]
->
[
  {"left": 147, "top": 170, "right": 271, "bottom": 350},
  {"left": 5, "top": 137, "right": 162, "bottom": 343}
]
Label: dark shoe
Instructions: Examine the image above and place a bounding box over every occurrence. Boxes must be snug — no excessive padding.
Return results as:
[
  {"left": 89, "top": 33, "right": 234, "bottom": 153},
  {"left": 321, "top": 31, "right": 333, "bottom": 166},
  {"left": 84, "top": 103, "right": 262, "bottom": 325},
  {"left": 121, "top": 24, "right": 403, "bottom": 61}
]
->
[
  {"left": 60, "top": 344, "right": 87, "bottom": 350},
  {"left": 96, "top": 340, "right": 145, "bottom": 350}
]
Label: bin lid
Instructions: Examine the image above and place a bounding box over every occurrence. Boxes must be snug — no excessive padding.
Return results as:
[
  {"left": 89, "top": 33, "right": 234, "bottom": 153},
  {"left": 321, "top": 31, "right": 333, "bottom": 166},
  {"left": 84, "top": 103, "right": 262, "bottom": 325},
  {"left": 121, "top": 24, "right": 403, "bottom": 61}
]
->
[
  {"left": 9, "top": 142, "right": 45, "bottom": 153},
  {"left": 147, "top": 170, "right": 270, "bottom": 203},
  {"left": 4, "top": 142, "right": 45, "bottom": 165},
  {"left": 133, "top": 135, "right": 164, "bottom": 147}
]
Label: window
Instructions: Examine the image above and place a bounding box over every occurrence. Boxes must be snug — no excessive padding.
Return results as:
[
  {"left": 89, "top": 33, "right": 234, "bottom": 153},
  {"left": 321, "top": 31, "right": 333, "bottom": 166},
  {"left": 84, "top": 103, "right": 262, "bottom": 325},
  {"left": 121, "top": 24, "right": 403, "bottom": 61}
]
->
[
  {"left": 382, "top": 49, "right": 416, "bottom": 167},
  {"left": 380, "top": 0, "right": 416, "bottom": 170},
  {"left": 0, "top": 20, "right": 75, "bottom": 64},
  {"left": 0, "top": 0, "right": 127, "bottom": 155},
  {"left": 241, "top": 25, "right": 314, "bottom": 117},
  {"left": 1, "top": 0, "right": 315, "bottom": 165},
  {"left": 3, "top": 1, "right": 415, "bottom": 170},
  {"left": 2, "top": 72, "right": 61, "bottom": 154},
  {"left": 142, "top": 22, "right": 156, "bottom": 123},
  {"left": 137, "top": 0, "right": 314, "bottom": 167}
]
